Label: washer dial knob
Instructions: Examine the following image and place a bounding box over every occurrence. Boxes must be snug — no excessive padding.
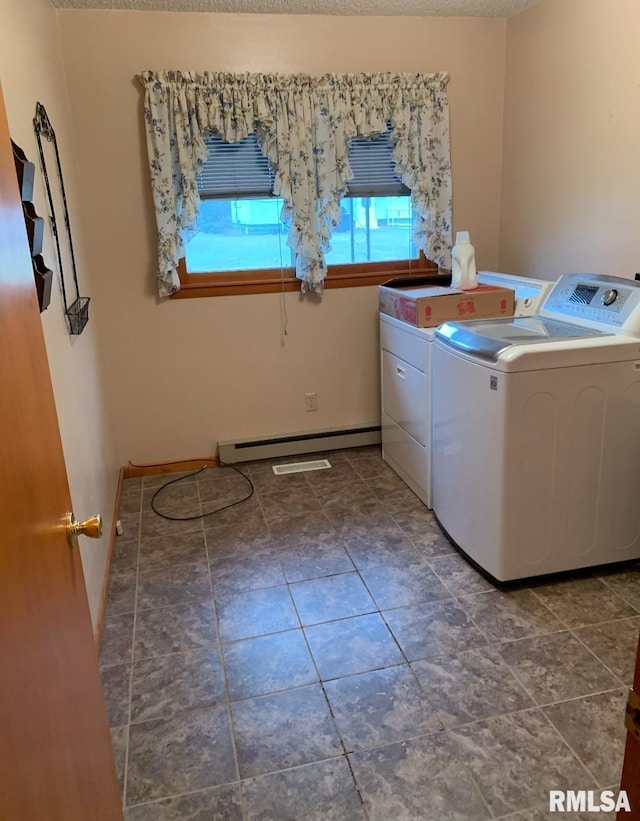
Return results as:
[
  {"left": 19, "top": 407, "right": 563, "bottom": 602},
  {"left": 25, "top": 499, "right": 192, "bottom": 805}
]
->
[{"left": 602, "top": 289, "right": 618, "bottom": 306}]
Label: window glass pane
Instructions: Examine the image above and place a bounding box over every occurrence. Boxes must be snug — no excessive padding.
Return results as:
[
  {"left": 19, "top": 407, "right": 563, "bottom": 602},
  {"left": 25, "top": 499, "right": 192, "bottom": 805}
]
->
[
  {"left": 185, "top": 195, "right": 416, "bottom": 274},
  {"left": 325, "top": 196, "right": 415, "bottom": 266},
  {"left": 188, "top": 125, "right": 418, "bottom": 275},
  {"left": 185, "top": 198, "right": 292, "bottom": 273}
]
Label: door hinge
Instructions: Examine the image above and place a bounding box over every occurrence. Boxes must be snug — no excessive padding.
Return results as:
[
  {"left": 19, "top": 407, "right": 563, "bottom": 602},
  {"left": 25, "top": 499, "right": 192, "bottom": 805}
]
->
[{"left": 625, "top": 688, "right": 640, "bottom": 742}]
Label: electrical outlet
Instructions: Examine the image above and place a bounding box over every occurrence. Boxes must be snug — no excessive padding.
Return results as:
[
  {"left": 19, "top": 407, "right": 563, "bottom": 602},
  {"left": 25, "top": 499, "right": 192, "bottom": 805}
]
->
[{"left": 305, "top": 392, "right": 318, "bottom": 412}]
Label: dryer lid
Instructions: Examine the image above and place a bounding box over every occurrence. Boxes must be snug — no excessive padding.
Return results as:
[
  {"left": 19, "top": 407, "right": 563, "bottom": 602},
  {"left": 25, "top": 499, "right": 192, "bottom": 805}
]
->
[{"left": 435, "top": 315, "right": 609, "bottom": 362}]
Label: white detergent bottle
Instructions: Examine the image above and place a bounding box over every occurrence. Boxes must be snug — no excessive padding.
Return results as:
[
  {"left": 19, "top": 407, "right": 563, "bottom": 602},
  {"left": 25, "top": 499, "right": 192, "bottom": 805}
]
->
[{"left": 451, "top": 230, "right": 478, "bottom": 290}]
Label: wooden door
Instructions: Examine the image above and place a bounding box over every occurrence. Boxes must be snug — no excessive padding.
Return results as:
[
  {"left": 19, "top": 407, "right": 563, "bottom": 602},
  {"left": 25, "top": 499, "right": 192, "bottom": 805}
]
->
[
  {"left": 0, "top": 82, "right": 123, "bottom": 819},
  {"left": 619, "top": 632, "right": 640, "bottom": 819}
]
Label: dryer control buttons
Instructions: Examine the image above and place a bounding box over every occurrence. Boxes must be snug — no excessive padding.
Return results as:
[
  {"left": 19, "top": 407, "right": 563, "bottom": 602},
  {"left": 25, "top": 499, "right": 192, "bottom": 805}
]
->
[{"left": 602, "top": 289, "right": 619, "bottom": 306}]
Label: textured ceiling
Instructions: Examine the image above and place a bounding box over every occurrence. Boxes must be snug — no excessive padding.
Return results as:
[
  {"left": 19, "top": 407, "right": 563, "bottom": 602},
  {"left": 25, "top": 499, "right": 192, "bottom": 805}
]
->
[{"left": 50, "top": 0, "right": 540, "bottom": 17}]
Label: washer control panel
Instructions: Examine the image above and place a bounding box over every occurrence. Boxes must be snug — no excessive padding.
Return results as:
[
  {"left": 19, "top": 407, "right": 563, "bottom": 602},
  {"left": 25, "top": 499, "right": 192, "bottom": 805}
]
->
[{"left": 541, "top": 274, "right": 640, "bottom": 333}]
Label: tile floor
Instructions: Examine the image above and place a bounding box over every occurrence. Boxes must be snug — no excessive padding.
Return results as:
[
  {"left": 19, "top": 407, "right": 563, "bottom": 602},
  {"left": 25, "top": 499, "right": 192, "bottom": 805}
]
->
[{"left": 100, "top": 446, "right": 640, "bottom": 820}]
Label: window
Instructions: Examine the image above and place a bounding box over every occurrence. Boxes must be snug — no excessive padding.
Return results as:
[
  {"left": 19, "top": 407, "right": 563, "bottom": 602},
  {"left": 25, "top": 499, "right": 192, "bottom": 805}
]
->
[
  {"left": 177, "top": 127, "right": 436, "bottom": 298},
  {"left": 142, "top": 70, "right": 452, "bottom": 297}
]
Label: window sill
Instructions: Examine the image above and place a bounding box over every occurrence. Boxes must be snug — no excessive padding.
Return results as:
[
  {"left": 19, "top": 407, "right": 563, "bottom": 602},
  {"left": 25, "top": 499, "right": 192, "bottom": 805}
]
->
[{"left": 171, "top": 259, "right": 440, "bottom": 299}]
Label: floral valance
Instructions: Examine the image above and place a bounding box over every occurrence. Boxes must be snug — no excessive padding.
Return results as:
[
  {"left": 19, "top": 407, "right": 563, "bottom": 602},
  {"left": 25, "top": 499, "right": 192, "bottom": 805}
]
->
[{"left": 140, "top": 70, "right": 452, "bottom": 297}]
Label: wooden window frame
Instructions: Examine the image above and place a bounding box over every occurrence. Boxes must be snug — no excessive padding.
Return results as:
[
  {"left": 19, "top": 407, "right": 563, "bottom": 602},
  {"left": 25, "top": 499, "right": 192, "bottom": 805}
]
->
[
  {"left": 174, "top": 128, "right": 437, "bottom": 298},
  {"left": 172, "top": 252, "right": 438, "bottom": 299}
]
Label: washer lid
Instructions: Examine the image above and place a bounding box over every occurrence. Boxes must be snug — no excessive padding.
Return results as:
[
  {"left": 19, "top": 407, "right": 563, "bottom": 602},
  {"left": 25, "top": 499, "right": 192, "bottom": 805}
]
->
[
  {"left": 435, "top": 315, "right": 609, "bottom": 362},
  {"left": 477, "top": 271, "right": 554, "bottom": 315}
]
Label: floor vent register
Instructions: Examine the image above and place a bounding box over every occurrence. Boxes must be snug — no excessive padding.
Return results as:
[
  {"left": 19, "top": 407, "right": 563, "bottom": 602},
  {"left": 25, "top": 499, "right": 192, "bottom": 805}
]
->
[{"left": 271, "top": 459, "right": 332, "bottom": 475}]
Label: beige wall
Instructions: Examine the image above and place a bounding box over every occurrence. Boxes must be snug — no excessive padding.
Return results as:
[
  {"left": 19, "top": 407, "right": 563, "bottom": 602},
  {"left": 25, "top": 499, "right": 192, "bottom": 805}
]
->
[
  {"left": 0, "top": 0, "right": 119, "bottom": 627},
  {"left": 500, "top": 0, "right": 640, "bottom": 280},
  {"left": 56, "top": 11, "right": 506, "bottom": 463}
]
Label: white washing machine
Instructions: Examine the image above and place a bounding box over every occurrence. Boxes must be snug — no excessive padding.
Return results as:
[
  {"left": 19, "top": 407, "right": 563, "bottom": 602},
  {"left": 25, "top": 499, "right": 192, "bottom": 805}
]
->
[
  {"left": 380, "top": 272, "right": 555, "bottom": 507},
  {"left": 431, "top": 273, "right": 640, "bottom": 582}
]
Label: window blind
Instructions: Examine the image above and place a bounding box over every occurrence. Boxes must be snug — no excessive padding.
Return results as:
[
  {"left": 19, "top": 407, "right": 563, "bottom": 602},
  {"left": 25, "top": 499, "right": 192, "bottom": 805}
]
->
[
  {"left": 198, "top": 134, "right": 275, "bottom": 199},
  {"left": 197, "top": 125, "right": 408, "bottom": 200},
  {"left": 347, "top": 126, "right": 409, "bottom": 198}
]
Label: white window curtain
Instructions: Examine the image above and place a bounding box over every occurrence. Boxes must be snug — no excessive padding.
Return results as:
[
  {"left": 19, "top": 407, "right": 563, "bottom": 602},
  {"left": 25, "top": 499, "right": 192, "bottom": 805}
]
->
[{"left": 140, "top": 70, "right": 452, "bottom": 298}]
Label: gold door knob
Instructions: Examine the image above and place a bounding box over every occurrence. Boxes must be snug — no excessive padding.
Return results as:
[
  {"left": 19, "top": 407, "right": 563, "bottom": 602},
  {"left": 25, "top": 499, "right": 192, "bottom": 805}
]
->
[{"left": 65, "top": 512, "right": 103, "bottom": 546}]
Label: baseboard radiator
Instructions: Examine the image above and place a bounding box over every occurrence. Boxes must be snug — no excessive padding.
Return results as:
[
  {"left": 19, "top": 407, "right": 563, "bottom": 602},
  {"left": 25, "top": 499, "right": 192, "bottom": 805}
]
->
[{"left": 218, "top": 424, "right": 381, "bottom": 464}]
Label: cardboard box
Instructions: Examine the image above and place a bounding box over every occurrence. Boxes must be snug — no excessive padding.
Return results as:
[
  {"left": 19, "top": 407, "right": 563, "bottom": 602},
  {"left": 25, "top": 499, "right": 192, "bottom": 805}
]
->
[{"left": 378, "top": 281, "right": 514, "bottom": 328}]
